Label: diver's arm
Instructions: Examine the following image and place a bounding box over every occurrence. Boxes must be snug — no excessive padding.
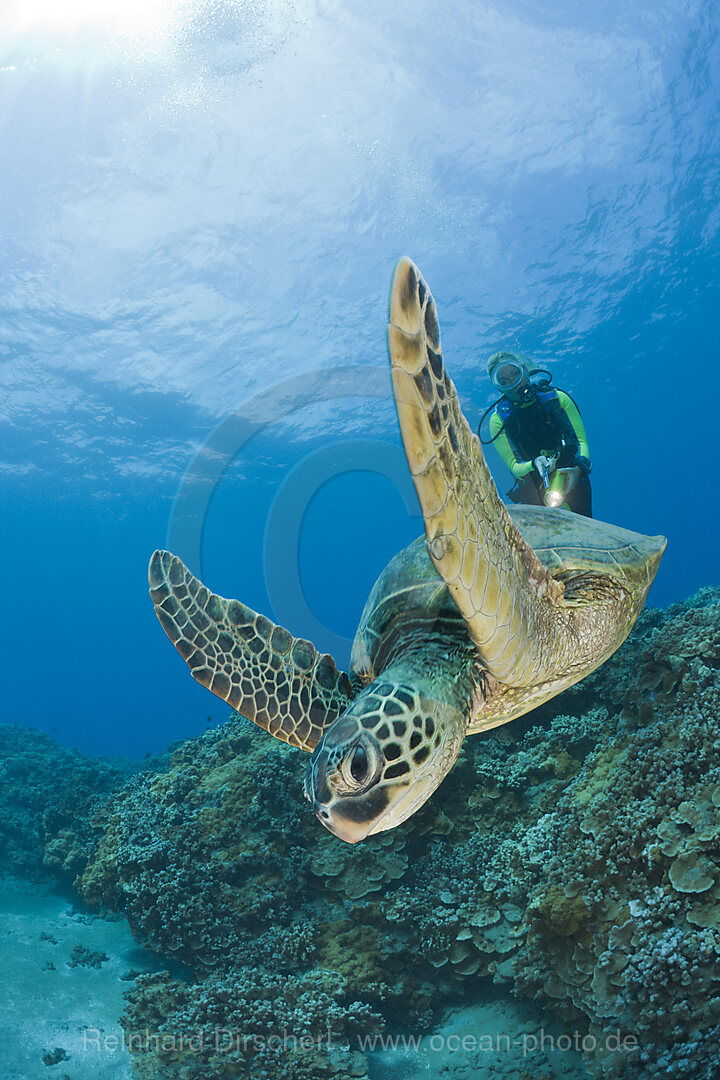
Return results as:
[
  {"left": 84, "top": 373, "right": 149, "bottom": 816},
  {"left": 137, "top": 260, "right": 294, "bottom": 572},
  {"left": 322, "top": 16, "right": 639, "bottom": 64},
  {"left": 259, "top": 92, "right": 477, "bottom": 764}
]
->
[
  {"left": 489, "top": 410, "right": 534, "bottom": 478},
  {"left": 556, "top": 390, "right": 590, "bottom": 460}
]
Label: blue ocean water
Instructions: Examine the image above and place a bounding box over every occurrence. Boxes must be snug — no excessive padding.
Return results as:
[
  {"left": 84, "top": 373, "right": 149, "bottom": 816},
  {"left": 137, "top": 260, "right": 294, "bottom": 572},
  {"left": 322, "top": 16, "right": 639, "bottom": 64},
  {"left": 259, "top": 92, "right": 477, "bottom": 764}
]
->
[{"left": 1, "top": 0, "right": 718, "bottom": 760}]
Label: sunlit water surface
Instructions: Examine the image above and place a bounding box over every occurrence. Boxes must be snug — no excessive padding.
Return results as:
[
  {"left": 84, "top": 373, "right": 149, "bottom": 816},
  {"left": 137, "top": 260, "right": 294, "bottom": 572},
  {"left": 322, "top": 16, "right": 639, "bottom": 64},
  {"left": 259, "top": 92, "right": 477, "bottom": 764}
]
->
[{"left": 1, "top": 0, "right": 717, "bottom": 756}]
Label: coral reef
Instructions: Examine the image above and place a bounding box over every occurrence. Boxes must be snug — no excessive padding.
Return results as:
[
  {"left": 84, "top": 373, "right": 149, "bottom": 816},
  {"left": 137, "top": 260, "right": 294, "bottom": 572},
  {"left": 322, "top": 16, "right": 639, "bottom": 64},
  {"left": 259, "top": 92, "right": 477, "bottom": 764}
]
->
[
  {"left": 75, "top": 724, "right": 434, "bottom": 1078},
  {"left": 485, "top": 590, "right": 720, "bottom": 1079},
  {"left": 0, "top": 724, "right": 123, "bottom": 880},
  {"left": 120, "top": 969, "right": 379, "bottom": 1080},
  {"left": 4, "top": 587, "right": 720, "bottom": 1079}
]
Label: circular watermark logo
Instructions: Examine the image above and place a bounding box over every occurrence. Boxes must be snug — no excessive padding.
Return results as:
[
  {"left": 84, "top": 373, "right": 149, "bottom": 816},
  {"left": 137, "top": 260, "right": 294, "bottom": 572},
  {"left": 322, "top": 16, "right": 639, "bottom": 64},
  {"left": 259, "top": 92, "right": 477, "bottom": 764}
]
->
[{"left": 165, "top": 365, "right": 422, "bottom": 655}]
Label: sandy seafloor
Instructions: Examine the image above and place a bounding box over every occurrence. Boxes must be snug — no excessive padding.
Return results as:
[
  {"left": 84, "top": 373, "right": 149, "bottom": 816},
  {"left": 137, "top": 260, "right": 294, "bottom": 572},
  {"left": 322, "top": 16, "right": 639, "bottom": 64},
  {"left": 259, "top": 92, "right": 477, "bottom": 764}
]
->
[
  {"left": 1, "top": 873, "right": 588, "bottom": 1080},
  {"left": 365, "top": 1000, "right": 590, "bottom": 1080},
  {"left": 0, "top": 875, "right": 154, "bottom": 1080}
]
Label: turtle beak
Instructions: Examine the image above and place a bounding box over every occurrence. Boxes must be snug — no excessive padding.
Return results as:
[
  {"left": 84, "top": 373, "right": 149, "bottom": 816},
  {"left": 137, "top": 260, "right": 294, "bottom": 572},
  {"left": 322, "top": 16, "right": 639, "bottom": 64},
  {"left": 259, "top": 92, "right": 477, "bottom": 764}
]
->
[{"left": 313, "top": 806, "right": 373, "bottom": 845}]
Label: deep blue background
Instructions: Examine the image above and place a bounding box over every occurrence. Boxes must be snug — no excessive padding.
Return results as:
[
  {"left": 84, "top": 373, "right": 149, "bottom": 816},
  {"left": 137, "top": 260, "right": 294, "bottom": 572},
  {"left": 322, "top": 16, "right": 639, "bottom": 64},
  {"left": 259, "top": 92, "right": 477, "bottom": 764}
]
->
[{"left": 0, "top": 0, "right": 717, "bottom": 757}]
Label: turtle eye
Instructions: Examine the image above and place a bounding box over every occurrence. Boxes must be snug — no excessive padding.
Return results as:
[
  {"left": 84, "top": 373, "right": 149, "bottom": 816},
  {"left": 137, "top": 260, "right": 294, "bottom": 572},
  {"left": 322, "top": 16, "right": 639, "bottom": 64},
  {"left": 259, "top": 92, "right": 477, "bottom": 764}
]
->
[
  {"left": 350, "top": 743, "right": 368, "bottom": 783},
  {"left": 333, "top": 735, "right": 380, "bottom": 794}
]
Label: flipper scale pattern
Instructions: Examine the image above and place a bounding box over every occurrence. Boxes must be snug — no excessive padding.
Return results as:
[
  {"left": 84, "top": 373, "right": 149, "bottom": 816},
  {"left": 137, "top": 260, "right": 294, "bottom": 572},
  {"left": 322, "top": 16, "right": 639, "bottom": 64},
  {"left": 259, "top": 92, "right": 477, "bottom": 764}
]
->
[
  {"left": 388, "top": 257, "right": 576, "bottom": 686},
  {"left": 149, "top": 550, "right": 355, "bottom": 751}
]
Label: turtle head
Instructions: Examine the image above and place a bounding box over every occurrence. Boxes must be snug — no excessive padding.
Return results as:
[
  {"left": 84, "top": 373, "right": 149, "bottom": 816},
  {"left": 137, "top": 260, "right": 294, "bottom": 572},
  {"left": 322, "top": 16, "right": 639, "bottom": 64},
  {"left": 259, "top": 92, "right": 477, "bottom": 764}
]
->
[{"left": 304, "top": 679, "right": 465, "bottom": 843}]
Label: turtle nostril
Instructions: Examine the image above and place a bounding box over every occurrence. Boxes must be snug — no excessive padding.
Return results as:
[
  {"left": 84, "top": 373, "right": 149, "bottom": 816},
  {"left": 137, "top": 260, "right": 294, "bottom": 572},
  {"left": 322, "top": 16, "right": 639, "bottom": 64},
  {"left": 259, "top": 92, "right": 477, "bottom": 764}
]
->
[{"left": 315, "top": 806, "right": 330, "bottom": 820}]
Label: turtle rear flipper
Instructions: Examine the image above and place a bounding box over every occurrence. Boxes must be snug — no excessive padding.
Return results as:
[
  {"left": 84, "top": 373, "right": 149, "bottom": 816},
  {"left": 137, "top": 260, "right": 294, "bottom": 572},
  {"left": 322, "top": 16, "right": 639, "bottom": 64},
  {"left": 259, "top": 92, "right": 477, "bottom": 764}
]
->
[
  {"left": 388, "top": 257, "right": 572, "bottom": 687},
  {"left": 149, "top": 551, "right": 355, "bottom": 751}
]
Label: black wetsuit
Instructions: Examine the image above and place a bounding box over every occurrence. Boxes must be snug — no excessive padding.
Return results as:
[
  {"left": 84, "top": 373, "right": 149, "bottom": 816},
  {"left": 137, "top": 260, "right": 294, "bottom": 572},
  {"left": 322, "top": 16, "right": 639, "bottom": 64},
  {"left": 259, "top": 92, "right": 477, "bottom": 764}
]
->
[{"left": 487, "top": 386, "right": 592, "bottom": 517}]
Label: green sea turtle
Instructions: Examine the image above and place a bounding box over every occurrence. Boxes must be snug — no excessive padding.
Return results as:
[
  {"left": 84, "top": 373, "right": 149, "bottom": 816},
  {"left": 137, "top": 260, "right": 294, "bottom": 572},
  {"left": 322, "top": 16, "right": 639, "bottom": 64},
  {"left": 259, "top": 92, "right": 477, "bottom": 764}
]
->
[{"left": 149, "top": 257, "right": 666, "bottom": 844}]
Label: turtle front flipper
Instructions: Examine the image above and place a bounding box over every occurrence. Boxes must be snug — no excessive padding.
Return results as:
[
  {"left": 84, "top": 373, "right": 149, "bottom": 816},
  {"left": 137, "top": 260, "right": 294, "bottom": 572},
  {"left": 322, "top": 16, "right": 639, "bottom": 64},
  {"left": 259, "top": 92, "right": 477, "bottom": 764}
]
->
[
  {"left": 388, "top": 257, "right": 569, "bottom": 687},
  {"left": 149, "top": 551, "right": 356, "bottom": 751}
]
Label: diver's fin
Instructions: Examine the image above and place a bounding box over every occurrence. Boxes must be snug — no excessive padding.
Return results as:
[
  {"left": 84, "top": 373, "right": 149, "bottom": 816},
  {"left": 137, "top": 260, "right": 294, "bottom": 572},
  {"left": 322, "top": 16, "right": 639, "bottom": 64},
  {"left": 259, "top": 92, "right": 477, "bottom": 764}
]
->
[
  {"left": 388, "top": 257, "right": 569, "bottom": 687},
  {"left": 149, "top": 550, "right": 355, "bottom": 751}
]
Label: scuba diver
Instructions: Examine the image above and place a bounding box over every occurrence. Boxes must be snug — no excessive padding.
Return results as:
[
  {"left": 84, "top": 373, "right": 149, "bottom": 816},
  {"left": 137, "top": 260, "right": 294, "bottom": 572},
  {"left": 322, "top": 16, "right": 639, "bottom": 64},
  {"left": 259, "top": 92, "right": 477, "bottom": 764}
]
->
[{"left": 478, "top": 351, "right": 593, "bottom": 517}]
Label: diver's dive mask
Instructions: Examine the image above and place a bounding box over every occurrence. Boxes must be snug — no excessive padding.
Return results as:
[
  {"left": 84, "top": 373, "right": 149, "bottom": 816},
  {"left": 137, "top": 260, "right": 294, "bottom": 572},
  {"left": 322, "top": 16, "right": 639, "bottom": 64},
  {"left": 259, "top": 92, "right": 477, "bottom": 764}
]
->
[
  {"left": 488, "top": 352, "right": 531, "bottom": 400},
  {"left": 491, "top": 361, "right": 524, "bottom": 392}
]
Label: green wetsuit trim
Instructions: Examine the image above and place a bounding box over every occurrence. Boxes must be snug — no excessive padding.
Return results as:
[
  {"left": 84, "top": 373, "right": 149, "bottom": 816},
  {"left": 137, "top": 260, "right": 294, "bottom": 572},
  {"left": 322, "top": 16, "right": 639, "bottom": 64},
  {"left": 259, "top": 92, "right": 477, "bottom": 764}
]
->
[{"left": 489, "top": 389, "right": 590, "bottom": 479}]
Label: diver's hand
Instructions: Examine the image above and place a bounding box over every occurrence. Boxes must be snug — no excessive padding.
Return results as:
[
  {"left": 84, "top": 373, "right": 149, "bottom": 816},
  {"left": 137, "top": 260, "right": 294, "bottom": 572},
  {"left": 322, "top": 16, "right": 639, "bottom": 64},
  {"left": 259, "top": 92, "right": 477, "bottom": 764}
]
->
[
  {"left": 574, "top": 455, "right": 592, "bottom": 475},
  {"left": 533, "top": 455, "right": 556, "bottom": 477}
]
